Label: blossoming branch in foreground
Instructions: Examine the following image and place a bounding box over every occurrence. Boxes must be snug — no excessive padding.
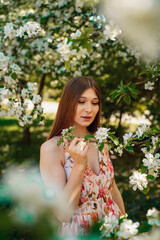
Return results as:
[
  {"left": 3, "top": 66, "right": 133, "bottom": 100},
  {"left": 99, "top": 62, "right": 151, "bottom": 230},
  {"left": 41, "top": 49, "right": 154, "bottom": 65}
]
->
[
  {"left": 146, "top": 207, "right": 160, "bottom": 227},
  {"left": 117, "top": 219, "right": 139, "bottom": 239}
]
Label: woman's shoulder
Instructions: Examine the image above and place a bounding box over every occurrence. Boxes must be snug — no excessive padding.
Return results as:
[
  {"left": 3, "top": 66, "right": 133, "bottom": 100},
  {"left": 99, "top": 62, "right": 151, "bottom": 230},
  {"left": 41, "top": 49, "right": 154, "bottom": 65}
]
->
[{"left": 40, "top": 136, "right": 63, "bottom": 156}]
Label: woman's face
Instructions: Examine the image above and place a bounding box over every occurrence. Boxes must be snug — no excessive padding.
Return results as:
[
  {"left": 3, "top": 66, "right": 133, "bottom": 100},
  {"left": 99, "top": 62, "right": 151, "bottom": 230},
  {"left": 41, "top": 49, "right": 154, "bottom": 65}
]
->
[{"left": 73, "top": 88, "right": 100, "bottom": 128}]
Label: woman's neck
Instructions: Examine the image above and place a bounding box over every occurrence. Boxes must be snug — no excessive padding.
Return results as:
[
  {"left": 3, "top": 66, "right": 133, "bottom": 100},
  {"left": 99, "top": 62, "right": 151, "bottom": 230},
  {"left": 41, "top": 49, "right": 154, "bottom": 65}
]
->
[{"left": 73, "top": 126, "right": 89, "bottom": 138}]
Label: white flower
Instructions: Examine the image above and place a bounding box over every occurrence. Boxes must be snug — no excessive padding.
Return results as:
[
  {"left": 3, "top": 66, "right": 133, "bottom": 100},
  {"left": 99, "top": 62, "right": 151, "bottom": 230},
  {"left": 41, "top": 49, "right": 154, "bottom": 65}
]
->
[
  {"left": 146, "top": 208, "right": 160, "bottom": 227},
  {"left": 27, "top": 82, "right": 37, "bottom": 92},
  {"left": 129, "top": 171, "right": 148, "bottom": 191},
  {"left": 141, "top": 147, "right": 148, "bottom": 154},
  {"left": 151, "top": 136, "right": 159, "bottom": 146},
  {"left": 95, "top": 127, "right": 110, "bottom": 143},
  {"left": 19, "top": 113, "right": 33, "bottom": 126},
  {"left": 75, "top": 47, "right": 89, "bottom": 59},
  {"left": 6, "top": 101, "right": 16, "bottom": 117},
  {"left": 4, "top": 76, "right": 17, "bottom": 88},
  {"left": 70, "top": 30, "right": 81, "bottom": 39},
  {"left": 15, "top": 105, "right": 24, "bottom": 118},
  {"left": 135, "top": 124, "right": 149, "bottom": 138},
  {"left": 10, "top": 64, "right": 22, "bottom": 74},
  {"left": 146, "top": 208, "right": 158, "bottom": 218},
  {"left": 103, "top": 21, "right": 121, "bottom": 41},
  {"left": 0, "top": 52, "right": 10, "bottom": 70},
  {"left": 123, "top": 132, "right": 133, "bottom": 145},
  {"left": 143, "top": 152, "right": 160, "bottom": 170},
  {"left": 35, "top": 105, "right": 43, "bottom": 114},
  {"left": 4, "top": 22, "right": 16, "bottom": 39},
  {"left": 21, "top": 88, "right": 30, "bottom": 99},
  {"left": 144, "top": 81, "right": 154, "bottom": 90},
  {"left": 16, "top": 21, "right": 41, "bottom": 38},
  {"left": 115, "top": 144, "right": 123, "bottom": 156},
  {"left": 117, "top": 219, "right": 139, "bottom": 239},
  {"left": 32, "top": 94, "right": 41, "bottom": 104},
  {"left": 57, "top": 39, "right": 73, "bottom": 61},
  {"left": 103, "top": 212, "right": 118, "bottom": 233}
]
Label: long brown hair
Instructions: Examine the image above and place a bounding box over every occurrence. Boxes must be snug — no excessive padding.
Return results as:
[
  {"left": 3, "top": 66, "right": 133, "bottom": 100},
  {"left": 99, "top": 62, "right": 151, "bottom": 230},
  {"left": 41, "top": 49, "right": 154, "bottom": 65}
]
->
[{"left": 47, "top": 76, "right": 101, "bottom": 140}]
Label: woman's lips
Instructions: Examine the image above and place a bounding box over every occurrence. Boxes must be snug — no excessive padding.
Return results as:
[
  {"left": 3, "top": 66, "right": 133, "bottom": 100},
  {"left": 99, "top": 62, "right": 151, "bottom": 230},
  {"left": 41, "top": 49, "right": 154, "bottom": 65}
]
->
[{"left": 81, "top": 116, "right": 92, "bottom": 121}]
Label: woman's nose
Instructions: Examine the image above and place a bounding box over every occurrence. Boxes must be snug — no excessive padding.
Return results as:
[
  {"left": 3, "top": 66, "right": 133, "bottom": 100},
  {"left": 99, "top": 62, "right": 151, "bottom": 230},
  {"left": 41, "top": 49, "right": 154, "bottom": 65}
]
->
[{"left": 85, "top": 102, "right": 92, "bottom": 112}]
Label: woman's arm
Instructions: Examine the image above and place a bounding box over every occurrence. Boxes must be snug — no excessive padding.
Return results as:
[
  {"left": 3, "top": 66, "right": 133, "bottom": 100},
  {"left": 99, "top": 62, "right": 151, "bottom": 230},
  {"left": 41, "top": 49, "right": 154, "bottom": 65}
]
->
[
  {"left": 111, "top": 180, "right": 126, "bottom": 215},
  {"left": 40, "top": 137, "right": 89, "bottom": 222}
]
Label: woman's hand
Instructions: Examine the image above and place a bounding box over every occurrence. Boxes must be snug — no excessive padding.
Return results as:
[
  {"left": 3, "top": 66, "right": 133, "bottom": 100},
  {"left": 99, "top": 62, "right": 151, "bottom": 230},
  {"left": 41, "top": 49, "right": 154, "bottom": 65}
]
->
[{"left": 64, "top": 137, "right": 89, "bottom": 170}]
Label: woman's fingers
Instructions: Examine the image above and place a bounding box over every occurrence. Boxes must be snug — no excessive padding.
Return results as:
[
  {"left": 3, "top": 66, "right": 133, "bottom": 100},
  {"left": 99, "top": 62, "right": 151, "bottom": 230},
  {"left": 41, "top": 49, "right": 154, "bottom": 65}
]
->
[
  {"left": 64, "top": 139, "right": 69, "bottom": 150},
  {"left": 76, "top": 141, "right": 87, "bottom": 152}
]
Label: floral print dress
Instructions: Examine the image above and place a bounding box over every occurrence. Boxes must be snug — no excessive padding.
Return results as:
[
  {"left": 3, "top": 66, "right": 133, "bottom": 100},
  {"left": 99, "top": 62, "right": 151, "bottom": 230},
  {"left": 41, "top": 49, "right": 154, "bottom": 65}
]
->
[{"left": 60, "top": 147, "right": 122, "bottom": 236}]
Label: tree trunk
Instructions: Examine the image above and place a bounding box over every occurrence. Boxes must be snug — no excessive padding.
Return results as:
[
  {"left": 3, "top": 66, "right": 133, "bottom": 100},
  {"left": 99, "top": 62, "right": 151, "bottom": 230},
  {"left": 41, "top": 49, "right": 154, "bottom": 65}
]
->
[
  {"left": 38, "top": 73, "right": 46, "bottom": 98},
  {"left": 22, "top": 127, "right": 31, "bottom": 145},
  {"left": 21, "top": 74, "right": 45, "bottom": 145}
]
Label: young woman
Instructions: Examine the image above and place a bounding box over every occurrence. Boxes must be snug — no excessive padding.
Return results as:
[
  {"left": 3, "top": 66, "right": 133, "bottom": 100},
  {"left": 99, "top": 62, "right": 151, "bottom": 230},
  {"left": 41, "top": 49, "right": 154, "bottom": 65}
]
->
[{"left": 40, "top": 76, "right": 125, "bottom": 236}]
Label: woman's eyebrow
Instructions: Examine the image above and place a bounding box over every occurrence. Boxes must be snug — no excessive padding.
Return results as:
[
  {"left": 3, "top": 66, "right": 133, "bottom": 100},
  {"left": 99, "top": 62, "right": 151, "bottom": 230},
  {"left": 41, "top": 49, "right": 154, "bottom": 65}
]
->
[{"left": 79, "top": 96, "right": 99, "bottom": 100}]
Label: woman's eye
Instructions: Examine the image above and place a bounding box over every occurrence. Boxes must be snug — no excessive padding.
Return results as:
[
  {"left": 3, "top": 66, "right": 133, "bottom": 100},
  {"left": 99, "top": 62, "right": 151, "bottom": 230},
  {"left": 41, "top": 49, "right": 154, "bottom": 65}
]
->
[
  {"left": 92, "top": 102, "right": 99, "bottom": 105},
  {"left": 78, "top": 101, "right": 99, "bottom": 105}
]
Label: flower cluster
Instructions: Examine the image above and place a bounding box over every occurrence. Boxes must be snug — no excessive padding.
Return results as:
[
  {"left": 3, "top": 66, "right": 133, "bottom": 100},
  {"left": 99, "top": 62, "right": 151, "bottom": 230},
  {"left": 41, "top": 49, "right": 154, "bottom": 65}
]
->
[
  {"left": 117, "top": 219, "right": 139, "bottom": 239},
  {"left": 57, "top": 126, "right": 119, "bottom": 153},
  {"left": 4, "top": 21, "right": 42, "bottom": 39},
  {"left": 0, "top": 52, "right": 10, "bottom": 71},
  {"left": 114, "top": 144, "right": 123, "bottom": 156},
  {"left": 57, "top": 38, "right": 89, "bottom": 63},
  {"left": 142, "top": 152, "right": 160, "bottom": 177},
  {"left": 95, "top": 127, "right": 110, "bottom": 143},
  {"left": 103, "top": 212, "right": 119, "bottom": 236},
  {"left": 1, "top": 71, "right": 44, "bottom": 127},
  {"left": 103, "top": 21, "right": 122, "bottom": 41},
  {"left": 146, "top": 207, "right": 160, "bottom": 227},
  {"left": 123, "top": 132, "right": 133, "bottom": 145},
  {"left": 144, "top": 81, "right": 154, "bottom": 90},
  {"left": 135, "top": 124, "right": 149, "bottom": 138},
  {"left": 129, "top": 171, "right": 148, "bottom": 191}
]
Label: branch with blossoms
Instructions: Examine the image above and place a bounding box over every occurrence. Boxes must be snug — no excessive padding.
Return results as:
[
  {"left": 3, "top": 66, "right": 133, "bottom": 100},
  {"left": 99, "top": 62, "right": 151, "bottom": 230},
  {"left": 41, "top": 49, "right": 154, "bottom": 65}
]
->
[
  {"left": 0, "top": 61, "right": 45, "bottom": 127},
  {"left": 57, "top": 126, "right": 119, "bottom": 152},
  {"left": 121, "top": 124, "right": 160, "bottom": 194},
  {"left": 99, "top": 207, "right": 160, "bottom": 240},
  {"left": 0, "top": 21, "right": 45, "bottom": 127},
  {"left": 57, "top": 124, "right": 160, "bottom": 194}
]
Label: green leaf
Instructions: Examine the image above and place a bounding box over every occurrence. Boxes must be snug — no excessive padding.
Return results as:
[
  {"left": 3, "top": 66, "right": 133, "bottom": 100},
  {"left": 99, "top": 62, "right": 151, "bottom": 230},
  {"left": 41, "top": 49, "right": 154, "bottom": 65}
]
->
[
  {"left": 141, "top": 165, "right": 148, "bottom": 173},
  {"left": 116, "top": 94, "right": 124, "bottom": 104},
  {"left": 141, "top": 186, "right": 150, "bottom": 195},
  {"left": 147, "top": 174, "right": 155, "bottom": 180},
  {"left": 111, "top": 91, "right": 121, "bottom": 100},
  {"left": 84, "top": 41, "right": 92, "bottom": 53},
  {"left": 125, "top": 146, "right": 134, "bottom": 152},
  {"left": 108, "top": 135, "right": 119, "bottom": 145},
  {"left": 98, "top": 142, "right": 104, "bottom": 152},
  {"left": 65, "top": 61, "right": 70, "bottom": 70},
  {"left": 138, "top": 221, "right": 152, "bottom": 233},
  {"left": 139, "top": 70, "right": 147, "bottom": 76},
  {"left": 123, "top": 95, "right": 131, "bottom": 105},
  {"left": 84, "top": 134, "right": 95, "bottom": 140},
  {"left": 57, "top": 137, "right": 63, "bottom": 147},
  {"left": 68, "top": 126, "right": 76, "bottom": 133},
  {"left": 11, "top": 72, "right": 17, "bottom": 80},
  {"left": 145, "top": 132, "right": 151, "bottom": 137}
]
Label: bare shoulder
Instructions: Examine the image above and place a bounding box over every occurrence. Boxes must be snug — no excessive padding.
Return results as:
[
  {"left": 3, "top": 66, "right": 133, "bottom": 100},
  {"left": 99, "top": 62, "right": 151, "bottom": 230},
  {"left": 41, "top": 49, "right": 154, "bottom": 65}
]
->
[
  {"left": 41, "top": 136, "right": 60, "bottom": 152},
  {"left": 40, "top": 136, "right": 64, "bottom": 164}
]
